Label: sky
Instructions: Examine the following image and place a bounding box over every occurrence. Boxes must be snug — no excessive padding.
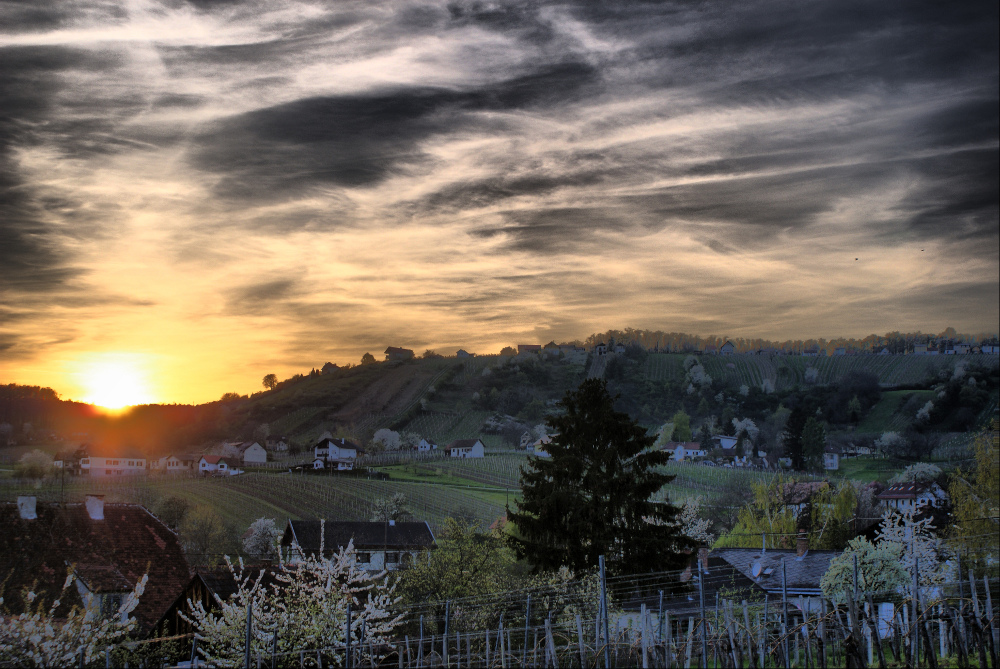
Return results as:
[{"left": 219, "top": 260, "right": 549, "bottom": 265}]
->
[{"left": 1, "top": 0, "right": 998, "bottom": 405}]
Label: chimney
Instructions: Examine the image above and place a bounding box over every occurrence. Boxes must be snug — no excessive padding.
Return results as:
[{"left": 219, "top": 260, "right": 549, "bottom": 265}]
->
[
  {"left": 85, "top": 494, "right": 105, "bottom": 520},
  {"left": 698, "top": 546, "right": 709, "bottom": 574},
  {"left": 796, "top": 531, "right": 809, "bottom": 557},
  {"left": 17, "top": 496, "right": 37, "bottom": 520}
]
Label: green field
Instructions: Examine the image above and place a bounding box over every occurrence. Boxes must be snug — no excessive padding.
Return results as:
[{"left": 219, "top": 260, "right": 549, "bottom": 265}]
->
[{"left": 856, "top": 389, "right": 936, "bottom": 433}]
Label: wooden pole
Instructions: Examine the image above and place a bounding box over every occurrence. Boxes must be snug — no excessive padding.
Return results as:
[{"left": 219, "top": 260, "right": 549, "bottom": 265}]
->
[{"left": 576, "top": 614, "right": 585, "bottom": 669}]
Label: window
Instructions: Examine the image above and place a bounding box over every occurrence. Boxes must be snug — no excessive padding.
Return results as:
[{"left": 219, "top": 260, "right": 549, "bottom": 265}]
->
[
  {"left": 356, "top": 552, "right": 371, "bottom": 563},
  {"left": 386, "top": 552, "right": 400, "bottom": 563}
]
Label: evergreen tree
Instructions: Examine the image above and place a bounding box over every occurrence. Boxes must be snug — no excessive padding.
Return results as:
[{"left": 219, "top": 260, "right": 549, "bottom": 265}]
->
[
  {"left": 507, "top": 379, "right": 692, "bottom": 576},
  {"left": 801, "top": 417, "right": 827, "bottom": 469},
  {"left": 699, "top": 426, "right": 713, "bottom": 453},
  {"left": 783, "top": 406, "right": 808, "bottom": 469}
]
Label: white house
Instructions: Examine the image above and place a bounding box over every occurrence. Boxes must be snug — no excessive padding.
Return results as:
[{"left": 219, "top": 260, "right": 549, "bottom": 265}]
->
[
  {"left": 314, "top": 437, "right": 362, "bottom": 461},
  {"left": 982, "top": 344, "right": 999, "bottom": 354},
  {"left": 665, "top": 441, "right": 707, "bottom": 461},
  {"left": 876, "top": 482, "right": 946, "bottom": 514},
  {"left": 281, "top": 520, "right": 436, "bottom": 572},
  {"left": 199, "top": 455, "right": 234, "bottom": 475},
  {"left": 720, "top": 341, "right": 736, "bottom": 355},
  {"left": 416, "top": 438, "right": 438, "bottom": 452},
  {"left": 236, "top": 441, "right": 267, "bottom": 465},
  {"left": 79, "top": 449, "right": 147, "bottom": 477},
  {"left": 313, "top": 457, "right": 354, "bottom": 471},
  {"left": 266, "top": 436, "right": 289, "bottom": 452},
  {"left": 594, "top": 342, "right": 608, "bottom": 356},
  {"left": 444, "top": 439, "right": 485, "bottom": 458}
]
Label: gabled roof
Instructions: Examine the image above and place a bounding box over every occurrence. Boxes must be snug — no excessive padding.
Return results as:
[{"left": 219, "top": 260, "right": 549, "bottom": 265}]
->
[
  {"left": 314, "top": 437, "right": 363, "bottom": 452},
  {"left": 201, "top": 454, "right": 228, "bottom": 465},
  {"left": 281, "top": 520, "right": 436, "bottom": 553},
  {"left": 236, "top": 441, "right": 262, "bottom": 453},
  {"left": 0, "top": 502, "right": 190, "bottom": 634},
  {"left": 445, "top": 438, "right": 482, "bottom": 450},
  {"left": 384, "top": 346, "right": 413, "bottom": 355},
  {"left": 713, "top": 548, "right": 840, "bottom": 595}
]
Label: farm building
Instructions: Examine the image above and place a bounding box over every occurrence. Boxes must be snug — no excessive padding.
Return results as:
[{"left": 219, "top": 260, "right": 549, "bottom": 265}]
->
[
  {"left": 0, "top": 496, "right": 190, "bottom": 635},
  {"left": 720, "top": 341, "right": 736, "bottom": 355},
  {"left": 455, "top": 349, "right": 471, "bottom": 357},
  {"left": 445, "top": 438, "right": 485, "bottom": 458},
  {"left": 712, "top": 537, "right": 840, "bottom": 605},
  {"left": 151, "top": 453, "right": 199, "bottom": 473},
  {"left": 416, "top": 438, "right": 438, "bottom": 452},
  {"left": 281, "top": 520, "right": 436, "bottom": 571}
]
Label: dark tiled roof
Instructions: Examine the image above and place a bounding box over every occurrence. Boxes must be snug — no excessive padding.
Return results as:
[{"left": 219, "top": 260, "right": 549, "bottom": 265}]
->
[
  {"left": 713, "top": 548, "right": 840, "bottom": 595},
  {"left": 0, "top": 502, "right": 191, "bottom": 634},
  {"left": 281, "top": 520, "right": 436, "bottom": 553},
  {"left": 384, "top": 347, "right": 414, "bottom": 355}
]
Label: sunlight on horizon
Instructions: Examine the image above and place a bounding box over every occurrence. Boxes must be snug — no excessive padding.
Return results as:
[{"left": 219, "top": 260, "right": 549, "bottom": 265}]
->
[{"left": 73, "top": 353, "right": 158, "bottom": 410}]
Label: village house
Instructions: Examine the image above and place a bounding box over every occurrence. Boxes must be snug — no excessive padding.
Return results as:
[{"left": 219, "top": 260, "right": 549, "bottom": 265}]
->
[
  {"left": 266, "top": 435, "right": 289, "bottom": 452},
  {"left": 711, "top": 435, "right": 739, "bottom": 450},
  {"left": 79, "top": 446, "right": 147, "bottom": 477},
  {"left": 594, "top": 342, "right": 608, "bottom": 355},
  {"left": 150, "top": 453, "right": 199, "bottom": 474},
  {"left": 720, "top": 341, "right": 736, "bottom": 355},
  {"left": 416, "top": 438, "right": 438, "bottom": 452},
  {"left": 517, "top": 344, "right": 542, "bottom": 355},
  {"left": 384, "top": 346, "right": 415, "bottom": 361},
  {"left": 876, "top": 481, "right": 947, "bottom": 514},
  {"left": 444, "top": 438, "right": 485, "bottom": 458},
  {"left": 0, "top": 496, "right": 190, "bottom": 635},
  {"left": 823, "top": 445, "right": 842, "bottom": 471},
  {"left": 703, "top": 344, "right": 718, "bottom": 355},
  {"left": 199, "top": 454, "right": 235, "bottom": 475},
  {"left": 53, "top": 446, "right": 89, "bottom": 475},
  {"left": 236, "top": 441, "right": 268, "bottom": 465},
  {"left": 455, "top": 349, "right": 471, "bottom": 358},
  {"left": 313, "top": 435, "right": 364, "bottom": 470},
  {"left": 982, "top": 344, "right": 999, "bottom": 354},
  {"left": 834, "top": 346, "right": 847, "bottom": 356},
  {"left": 664, "top": 441, "right": 707, "bottom": 461},
  {"left": 281, "top": 520, "right": 436, "bottom": 571},
  {"left": 321, "top": 362, "right": 339, "bottom": 374}
]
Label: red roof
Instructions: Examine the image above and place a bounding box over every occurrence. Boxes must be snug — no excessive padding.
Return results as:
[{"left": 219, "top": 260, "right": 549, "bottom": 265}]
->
[
  {"left": 0, "top": 502, "right": 191, "bottom": 634},
  {"left": 201, "top": 454, "right": 227, "bottom": 465}
]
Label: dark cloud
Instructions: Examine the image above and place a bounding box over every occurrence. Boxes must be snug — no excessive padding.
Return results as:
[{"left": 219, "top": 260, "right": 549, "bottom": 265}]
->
[{"left": 189, "top": 62, "right": 598, "bottom": 199}]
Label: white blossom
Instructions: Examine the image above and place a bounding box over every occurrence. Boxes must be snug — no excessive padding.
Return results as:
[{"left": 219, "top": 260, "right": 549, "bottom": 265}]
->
[
  {"left": 0, "top": 572, "right": 146, "bottom": 667},
  {"left": 182, "top": 537, "right": 402, "bottom": 667}
]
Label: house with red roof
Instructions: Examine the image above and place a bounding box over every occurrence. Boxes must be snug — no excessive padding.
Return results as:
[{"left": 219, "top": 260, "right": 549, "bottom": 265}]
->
[{"left": 199, "top": 454, "right": 233, "bottom": 475}]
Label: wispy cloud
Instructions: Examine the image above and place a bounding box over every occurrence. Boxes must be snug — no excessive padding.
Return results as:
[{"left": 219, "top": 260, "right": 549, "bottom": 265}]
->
[{"left": 0, "top": 0, "right": 996, "bottom": 402}]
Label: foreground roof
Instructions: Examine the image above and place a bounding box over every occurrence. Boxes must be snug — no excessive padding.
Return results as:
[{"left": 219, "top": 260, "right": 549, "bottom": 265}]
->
[
  {"left": 713, "top": 548, "right": 839, "bottom": 595},
  {"left": 281, "top": 520, "right": 436, "bottom": 553},
  {"left": 0, "top": 501, "right": 191, "bottom": 634}
]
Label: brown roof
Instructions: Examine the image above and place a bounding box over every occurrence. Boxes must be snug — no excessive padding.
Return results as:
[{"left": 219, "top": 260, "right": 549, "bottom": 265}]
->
[
  {"left": 0, "top": 501, "right": 191, "bottom": 634},
  {"left": 201, "top": 454, "right": 228, "bottom": 465}
]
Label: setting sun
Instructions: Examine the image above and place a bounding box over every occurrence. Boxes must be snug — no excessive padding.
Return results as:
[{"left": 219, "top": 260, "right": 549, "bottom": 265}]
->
[{"left": 75, "top": 353, "right": 156, "bottom": 410}]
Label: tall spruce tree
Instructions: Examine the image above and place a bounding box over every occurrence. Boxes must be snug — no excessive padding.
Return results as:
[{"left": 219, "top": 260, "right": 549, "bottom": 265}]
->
[
  {"left": 507, "top": 378, "right": 692, "bottom": 576},
  {"left": 783, "top": 406, "right": 808, "bottom": 469}
]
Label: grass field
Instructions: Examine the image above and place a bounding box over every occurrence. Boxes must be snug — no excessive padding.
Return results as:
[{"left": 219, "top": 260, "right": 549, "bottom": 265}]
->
[{"left": 856, "top": 389, "right": 935, "bottom": 433}]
